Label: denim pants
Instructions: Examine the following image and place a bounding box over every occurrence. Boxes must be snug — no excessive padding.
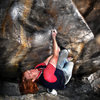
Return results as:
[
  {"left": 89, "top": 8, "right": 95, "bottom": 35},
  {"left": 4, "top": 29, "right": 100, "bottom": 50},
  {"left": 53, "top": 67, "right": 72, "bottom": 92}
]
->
[{"left": 57, "top": 50, "right": 74, "bottom": 85}]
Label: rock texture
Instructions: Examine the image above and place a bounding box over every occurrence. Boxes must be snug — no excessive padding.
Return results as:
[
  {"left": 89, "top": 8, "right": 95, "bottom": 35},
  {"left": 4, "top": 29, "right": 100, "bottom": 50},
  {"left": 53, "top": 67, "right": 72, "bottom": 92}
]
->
[
  {"left": 73, "top": 0, "right": 100, "bottom": 36},
  {"left": 0, "top": 79, "right": 100, "bottom": 100},
  {"left": 72, "top": 0, "right": 100, "bottom": 94},
  {"left": 0, "top": 0, "right": 100, "bottom": 100},
  {"left": 82, "top": 70, "right": 100, "bottom": 93},
  {"left": 74, "top": 37, "right": 100, "bottom": 75},
  {"left": 0, "top": 0, "right": 94, "bottom": 80}
]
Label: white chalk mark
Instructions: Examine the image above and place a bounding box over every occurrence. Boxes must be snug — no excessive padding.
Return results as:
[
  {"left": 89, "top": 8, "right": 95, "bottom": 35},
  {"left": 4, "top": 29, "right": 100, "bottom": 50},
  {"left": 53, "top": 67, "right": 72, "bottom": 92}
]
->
[{"left": 10, "top": 3, "right": 24, "bottom": 20}]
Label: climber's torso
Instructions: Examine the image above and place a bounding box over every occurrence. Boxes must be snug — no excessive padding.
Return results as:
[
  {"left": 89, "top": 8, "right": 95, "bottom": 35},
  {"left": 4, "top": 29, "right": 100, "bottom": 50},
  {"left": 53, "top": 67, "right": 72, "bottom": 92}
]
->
[{"left": 35, "top": 63, "right": 65, "bottom": 90}]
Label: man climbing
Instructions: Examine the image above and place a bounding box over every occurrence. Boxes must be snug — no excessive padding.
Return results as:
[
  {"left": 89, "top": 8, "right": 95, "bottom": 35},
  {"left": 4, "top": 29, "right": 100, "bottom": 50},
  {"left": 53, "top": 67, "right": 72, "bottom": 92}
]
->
[{"left": 22, "top": 29, "right": 74, "bottom": 95}]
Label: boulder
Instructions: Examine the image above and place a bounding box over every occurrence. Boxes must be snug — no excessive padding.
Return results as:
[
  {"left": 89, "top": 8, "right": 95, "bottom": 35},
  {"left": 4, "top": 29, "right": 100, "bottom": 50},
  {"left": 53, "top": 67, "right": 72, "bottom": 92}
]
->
[
  {"left": 73, "top": 0, "right": 100, "bottom": 36},
  {"left": 0, "top": 0, "right": 94, "bottom": 79}
]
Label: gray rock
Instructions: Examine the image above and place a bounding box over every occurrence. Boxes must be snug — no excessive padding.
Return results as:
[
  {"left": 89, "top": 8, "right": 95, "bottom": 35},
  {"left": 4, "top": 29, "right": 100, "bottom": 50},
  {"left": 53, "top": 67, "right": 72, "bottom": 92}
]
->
[
  {"left": 82, "top": 70, "right": 100, "bottom": 93},
  {"left": 73, "top": 0, "right": 100, "bottom": 36},
  {"left": 0, "top": 0, "right": 99, "bottom": 99},
  {"left": 0, "top": 79, "right": 100, "bottom": 100},
  {"left": 0, "top": 0, "right": 94, "bottom": 79}
]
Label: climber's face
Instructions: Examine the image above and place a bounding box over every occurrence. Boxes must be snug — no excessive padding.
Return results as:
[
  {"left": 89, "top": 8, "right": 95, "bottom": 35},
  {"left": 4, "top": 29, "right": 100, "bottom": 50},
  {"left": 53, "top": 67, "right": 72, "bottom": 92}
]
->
[{"left": 23, "top": 69, "right": 39, "bottom": 82}]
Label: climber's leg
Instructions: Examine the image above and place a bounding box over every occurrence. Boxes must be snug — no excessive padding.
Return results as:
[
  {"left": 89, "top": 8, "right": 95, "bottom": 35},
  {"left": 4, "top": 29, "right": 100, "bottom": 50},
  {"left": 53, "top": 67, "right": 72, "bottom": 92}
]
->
[
  {"left": 62, "top": 62, "right": 74, "bottom": 85},
  {"left": 57, "top": 49, "right": 69, "bottom": 69}
]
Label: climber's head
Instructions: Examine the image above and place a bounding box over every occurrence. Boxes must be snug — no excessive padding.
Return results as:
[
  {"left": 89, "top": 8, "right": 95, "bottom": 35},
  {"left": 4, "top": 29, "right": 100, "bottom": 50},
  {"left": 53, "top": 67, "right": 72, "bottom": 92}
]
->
[
  {"left": 23, "top": 69, "right": 39, "bottom": 82},
  {"left": 19, "top": 70, "right": 39, "bottom": 94}
]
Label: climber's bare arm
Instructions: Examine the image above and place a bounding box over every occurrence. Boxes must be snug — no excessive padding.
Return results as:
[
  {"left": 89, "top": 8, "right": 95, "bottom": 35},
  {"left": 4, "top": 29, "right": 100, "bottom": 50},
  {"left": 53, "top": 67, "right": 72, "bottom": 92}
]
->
[
  {"left": 48, "top": 29, "right": 60, "bottom": 68},
  {"left": 43, "top": 55, "right": 53, "bottom": 65}
]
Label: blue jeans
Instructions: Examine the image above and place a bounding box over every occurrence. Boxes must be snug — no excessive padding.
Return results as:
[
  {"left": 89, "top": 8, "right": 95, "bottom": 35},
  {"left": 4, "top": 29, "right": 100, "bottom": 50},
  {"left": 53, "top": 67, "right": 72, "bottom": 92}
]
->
[{"left": 57, "top": 50, "right": 74, "bottom": 85}]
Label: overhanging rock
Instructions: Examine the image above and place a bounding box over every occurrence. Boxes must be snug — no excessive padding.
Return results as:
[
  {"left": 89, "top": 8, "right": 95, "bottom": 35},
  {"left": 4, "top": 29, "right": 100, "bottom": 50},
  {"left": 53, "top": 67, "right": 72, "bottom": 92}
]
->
[{"left": 0, "top": 0, "right": 94, "bottom": 78}]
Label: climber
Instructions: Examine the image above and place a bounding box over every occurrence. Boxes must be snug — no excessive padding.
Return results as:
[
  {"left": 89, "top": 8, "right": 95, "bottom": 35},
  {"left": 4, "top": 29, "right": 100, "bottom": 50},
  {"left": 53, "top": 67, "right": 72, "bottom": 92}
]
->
[{"left": 22, "top": 29, "right": 74, "bottom": 95}]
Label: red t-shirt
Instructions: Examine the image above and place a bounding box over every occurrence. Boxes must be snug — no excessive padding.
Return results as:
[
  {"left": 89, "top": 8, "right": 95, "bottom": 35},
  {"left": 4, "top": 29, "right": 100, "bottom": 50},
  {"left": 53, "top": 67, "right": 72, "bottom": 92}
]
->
[{"left": 35, "top": 63, "right": 57, "bottom": 83}]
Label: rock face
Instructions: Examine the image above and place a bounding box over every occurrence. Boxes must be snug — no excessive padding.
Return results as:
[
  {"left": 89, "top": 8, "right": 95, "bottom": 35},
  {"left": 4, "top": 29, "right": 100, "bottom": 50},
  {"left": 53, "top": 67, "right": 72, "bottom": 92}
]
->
[
  {"left": 73, "top": 0, "right": 96, "bottom": 16},
  {"left": 75, "top": 37, "right": 100, "bottom": 75},
  {"left": 86, "top": 0, "right": 100, "bottom": 36},
  {"left": 71, "top": 0, "right": 100, "bottom": 94},
  {"left": 1, "top": 0, "right": 100, "bottom": 100},
  {"left": 83, "top": 70, "right": 100, "bottom": 93},
  {"left": 0, "top": 0, "right": 94, "bottom": 80},
  {"left": 0, "top": 78, "right": 100, "bottom": 100},
  {"left": 73, "top": 0, "right": 100, "bottom": 36}
]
